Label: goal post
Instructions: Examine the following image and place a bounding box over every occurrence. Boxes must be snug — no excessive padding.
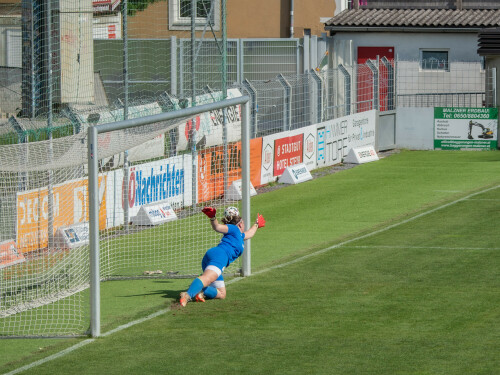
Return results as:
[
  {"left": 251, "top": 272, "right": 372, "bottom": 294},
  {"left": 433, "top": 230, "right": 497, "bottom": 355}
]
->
[{"left": 88, "top": 95, "right": 251, "bottom": 337}]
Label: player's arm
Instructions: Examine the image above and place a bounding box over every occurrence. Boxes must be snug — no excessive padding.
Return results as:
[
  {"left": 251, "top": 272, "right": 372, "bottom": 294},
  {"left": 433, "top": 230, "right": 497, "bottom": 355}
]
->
[
  {"left": 244, "top": 213, "right": 265, "bottom": 240},
  {"left": 202, "top": 207, "right": 229, "bottom": 234},
  {"left": 209, "top": 217, "right": 229, "bottom": 234}
]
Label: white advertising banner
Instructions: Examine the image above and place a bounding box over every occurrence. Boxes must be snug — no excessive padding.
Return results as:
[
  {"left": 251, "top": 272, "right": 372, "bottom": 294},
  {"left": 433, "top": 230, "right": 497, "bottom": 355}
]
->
[
  {"left": 106, "top": 154, "right": 193, "bottom": 228},
  {"left": 278, "top": 163, "right": 313, "bottom": 184},
  {"left": 131, "top": 201, "right": 178, "bottom": 226},
  {"left": 260, "top": 125, "right": 317, "bottom": 185},
  {"left": 75, "top": 103, "right": 165, "bottom": 167},
  {"left": 175, "top": 88, "right": 243, "bottom": 152},
  {"left": 317, "top": 110, "right": 377, "bottom": 167},
  {"left": 55, "top": 222, "right": 90, "bottom": 249},
  {"left": 344, "top": 146, "right": 379, "bottom": 164}
]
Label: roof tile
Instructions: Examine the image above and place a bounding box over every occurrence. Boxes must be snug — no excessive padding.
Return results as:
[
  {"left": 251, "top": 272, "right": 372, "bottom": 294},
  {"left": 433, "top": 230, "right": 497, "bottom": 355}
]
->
[{"left": 325, "top": 9, "right": 500, "bottom": 29}]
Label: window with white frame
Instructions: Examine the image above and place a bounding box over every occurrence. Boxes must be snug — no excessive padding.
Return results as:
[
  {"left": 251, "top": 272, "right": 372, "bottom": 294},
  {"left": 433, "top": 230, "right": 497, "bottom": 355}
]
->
[
  {"left": 169, "top": 0, "right": 220, "bottom": 31},
  {"left": 420, "top": 49, "right": 449, "bottom": 71}
]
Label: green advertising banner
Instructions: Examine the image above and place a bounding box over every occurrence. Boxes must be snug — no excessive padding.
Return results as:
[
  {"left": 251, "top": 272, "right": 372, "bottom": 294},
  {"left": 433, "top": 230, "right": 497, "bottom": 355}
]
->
[{"left": 434, "top": 107, "right": 498, "bottom": 150}]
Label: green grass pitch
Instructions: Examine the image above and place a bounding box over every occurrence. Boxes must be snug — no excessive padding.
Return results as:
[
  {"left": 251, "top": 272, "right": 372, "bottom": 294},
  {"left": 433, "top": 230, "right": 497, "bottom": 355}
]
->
[{"left": 1, "top": 150, "right": 499, "bottom": 374}]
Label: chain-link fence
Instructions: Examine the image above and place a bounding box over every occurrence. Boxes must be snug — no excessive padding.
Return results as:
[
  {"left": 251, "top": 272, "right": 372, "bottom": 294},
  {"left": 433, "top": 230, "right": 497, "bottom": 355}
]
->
[
  {"left": 240, "top": 59, "right": 494, "bottom": 138},
  {"left": 0, "top": 1, "right": 495, "bottom": 143}
]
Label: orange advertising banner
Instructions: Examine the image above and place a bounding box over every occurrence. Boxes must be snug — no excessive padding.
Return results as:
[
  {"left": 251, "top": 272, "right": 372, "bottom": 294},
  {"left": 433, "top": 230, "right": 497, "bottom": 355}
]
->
[
  {"left": 0, "top": 240, "right": 25, "bottom": 269},
  {"left": 16, "top": 176, "right": 107, "bottom": 253},
  {"left": 197, "top": 138, "right": 262, "bottom": 204}
]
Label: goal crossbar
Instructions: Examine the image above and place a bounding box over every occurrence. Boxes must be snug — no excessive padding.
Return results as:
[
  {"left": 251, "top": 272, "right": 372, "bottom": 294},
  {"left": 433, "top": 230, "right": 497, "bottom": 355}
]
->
[{"left": 87, "top": 96, "right": 251, "bottom": 337}]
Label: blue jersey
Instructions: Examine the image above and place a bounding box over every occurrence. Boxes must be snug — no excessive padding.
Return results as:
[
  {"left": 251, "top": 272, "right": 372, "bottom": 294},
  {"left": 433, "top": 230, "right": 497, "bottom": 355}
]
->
[{"left": 217, "top": 224, "right": 245, "bottom": 266}]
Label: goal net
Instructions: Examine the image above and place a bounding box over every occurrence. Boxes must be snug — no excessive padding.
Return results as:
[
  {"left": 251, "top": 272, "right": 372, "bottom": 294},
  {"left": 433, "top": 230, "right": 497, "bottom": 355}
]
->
[{"left": 0, "top": 92, "right": 248, "bottom": 337}]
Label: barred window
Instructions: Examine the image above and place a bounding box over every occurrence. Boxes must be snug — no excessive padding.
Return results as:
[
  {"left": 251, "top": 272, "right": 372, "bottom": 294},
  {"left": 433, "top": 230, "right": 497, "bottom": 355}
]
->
[
  {"left": 420, "top": 50, "right": 449, "bottom": 71},
  {"left": 179, "top": 0, "right": 212, "bottom": 18},
  {"left": 169, "top": 0, "right": 220, "bottom": 30}
]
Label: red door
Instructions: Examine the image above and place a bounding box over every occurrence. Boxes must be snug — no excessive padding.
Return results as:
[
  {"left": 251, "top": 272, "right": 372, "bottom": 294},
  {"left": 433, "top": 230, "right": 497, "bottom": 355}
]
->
[{"left": 357, "top": 47, "right": 394, "bottom": 112}]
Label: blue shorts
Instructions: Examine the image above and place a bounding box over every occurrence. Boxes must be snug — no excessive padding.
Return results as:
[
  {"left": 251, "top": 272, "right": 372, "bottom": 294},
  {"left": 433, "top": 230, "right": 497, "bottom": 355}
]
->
[{"left": 201, "top": 247, "right": 228, "bottom": 284}]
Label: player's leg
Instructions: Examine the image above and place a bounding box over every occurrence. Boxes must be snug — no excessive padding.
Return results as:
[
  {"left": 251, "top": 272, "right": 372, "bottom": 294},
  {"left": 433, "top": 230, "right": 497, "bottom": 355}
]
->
[
  {"left": 180, "top": 268, "right": 219, "bottom": 306},
  {"left": 197, "top": 275, "right": 226, "bottom": 301},
  {"left": 180, "top": 248, "right": 227, "bottom": 306}
]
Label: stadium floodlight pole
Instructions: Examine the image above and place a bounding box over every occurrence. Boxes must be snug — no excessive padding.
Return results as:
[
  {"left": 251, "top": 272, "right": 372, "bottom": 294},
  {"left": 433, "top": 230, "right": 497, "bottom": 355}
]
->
[
  {"left": 88, "top": 95, "right": 249, "bottom": 337},
  {"left": 241, "top": 101, "right": 251, "bottom": 276}
]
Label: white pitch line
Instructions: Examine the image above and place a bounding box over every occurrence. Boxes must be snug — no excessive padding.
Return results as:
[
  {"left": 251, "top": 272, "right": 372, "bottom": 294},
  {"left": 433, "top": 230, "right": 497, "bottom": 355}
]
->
[
  {"left": 341, "top": 245, "right": 500, "bottom": 251},
  {"left": 465, "top": 198, "right": 500, "bottom": 201},
  {"left": 5, "top": 184, "right": 500, "bottom": 375}
]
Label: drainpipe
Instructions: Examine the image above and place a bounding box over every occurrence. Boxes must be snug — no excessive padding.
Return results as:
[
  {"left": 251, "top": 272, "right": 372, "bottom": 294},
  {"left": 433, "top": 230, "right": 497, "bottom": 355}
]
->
[{"left": 290, "top": 0, "right": 294, "bottom": 38}]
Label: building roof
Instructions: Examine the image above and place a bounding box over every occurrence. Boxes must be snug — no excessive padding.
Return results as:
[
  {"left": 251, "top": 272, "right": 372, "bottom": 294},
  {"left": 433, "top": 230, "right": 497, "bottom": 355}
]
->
[{"left": 325, "top": 8, "right": 500, "bottom": 31}]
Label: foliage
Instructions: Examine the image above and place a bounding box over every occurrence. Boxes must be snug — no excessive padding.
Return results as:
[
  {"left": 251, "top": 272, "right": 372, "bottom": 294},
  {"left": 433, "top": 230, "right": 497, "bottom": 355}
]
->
[{"left": 127, "top": 0, "right": 164, "bottom": 16}]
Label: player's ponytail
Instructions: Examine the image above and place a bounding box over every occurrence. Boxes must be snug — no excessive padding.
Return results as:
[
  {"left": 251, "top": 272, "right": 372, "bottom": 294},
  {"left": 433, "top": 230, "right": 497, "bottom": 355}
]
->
[{"left": 221, "top": 215, "right": 242, "bottom": 225}]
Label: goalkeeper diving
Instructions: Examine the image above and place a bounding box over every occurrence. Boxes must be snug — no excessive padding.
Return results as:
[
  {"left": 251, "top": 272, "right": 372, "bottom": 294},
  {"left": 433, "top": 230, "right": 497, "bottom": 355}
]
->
[{"left": 179, "top": 206, "right": 266, "bottom": 306}]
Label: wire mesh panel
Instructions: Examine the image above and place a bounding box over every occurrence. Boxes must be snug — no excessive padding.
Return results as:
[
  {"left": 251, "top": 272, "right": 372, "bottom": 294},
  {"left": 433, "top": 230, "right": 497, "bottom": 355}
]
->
[
  {"left": 396, "top": 61, "right": 488, "bottom": 108},
  {"left": 281, "top": 72, "right": 313, "bottom": 130},
  {"left": 94, "top": 39, "right": 174, "bottom": 105},
  {"left": 355, "top": 63, "right": 375, "bottom": 113},
  {"left": 242, "top": 39, "right": 301, "bottom": 81}
]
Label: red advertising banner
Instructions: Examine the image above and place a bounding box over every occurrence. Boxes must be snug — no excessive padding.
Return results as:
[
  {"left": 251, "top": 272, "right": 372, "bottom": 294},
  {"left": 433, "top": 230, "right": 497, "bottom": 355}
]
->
[
  {"left": 197, "top": 138, "right": 262, "bottom": 203},
  {"left": 274, "top": 134, "right": 304, "bottom": 176}
]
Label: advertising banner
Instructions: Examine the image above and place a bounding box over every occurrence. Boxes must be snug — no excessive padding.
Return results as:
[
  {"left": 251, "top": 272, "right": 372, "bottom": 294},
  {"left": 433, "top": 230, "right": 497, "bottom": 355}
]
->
[
  {"left": 55, "top": 223, "right": 90, "bottom": 249},
  {"left": 260, "top": 125, "right": 317, "bottom": 185},
  {"left": 175, "top": 88, "right": 243, "bottom": 152},
  {"left": 0, "top": 240, "right": 25, "bottom": 269},
  {"left": 121, "top": 154, "right": 193, "bottom": 219},
  {"left": 131, "top": 201, "right": 178, "bottom": 226},
  {"left": 278, "top": 163, "right": 313, "bottom": 185},
  {"left": 434, "top": 107, "right": 498, "bottom": 150},
  {"left": 274, "top": 134, "right": 304, "bottom": 176},
  {"left": 197, "top": 138, "right": 262, "bottom": 203},
  {"left": 16, "top": 176, "right": 107, "bottom": 253},
  {"left": 74, "top": 103, "right": 165, "bottom": 168},
  {"left": 317, "top": 110, "right": 377, "bottom": 167}
]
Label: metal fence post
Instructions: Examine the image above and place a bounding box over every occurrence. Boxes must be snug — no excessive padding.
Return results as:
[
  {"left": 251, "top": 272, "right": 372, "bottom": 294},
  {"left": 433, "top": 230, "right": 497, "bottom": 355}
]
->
[
  {"left": 170, "top": 36, "right": 177, "bottom": 96},
  {"left": 242, "top": 79, "right": 258, "bottom": 137},
  {"left": 303, "top": 34, "right": 310, "bottom": 72},
  {"left": 493, "top": 67, "right": 497, "bottom": 107},
  {"left": 277, "top": 74, "right": 292, "bottom": 131},
  {"left": 366, "top": 59, "right": 379, "bottom": 110},
  {"left": 239, "top": 40, "right": 244, "bottom": 84},
  {"left": 381, "top": 57, "right": 394, "bottom": 111},
  {"left": 309, "top": 69, "right": 323, "bottom": 124},
  {"left": 338, "top": 64, "right": 351, "bottom": 116}
]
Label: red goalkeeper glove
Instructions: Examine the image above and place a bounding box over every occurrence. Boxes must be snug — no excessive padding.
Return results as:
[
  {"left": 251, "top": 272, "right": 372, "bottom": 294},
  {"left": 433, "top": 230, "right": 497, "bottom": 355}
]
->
[
  {"left": 202, "top": 206, "right": 217, "bottom": 218},
  {"left": 256, "top": 213, "right": 266, "bottom": 228}
]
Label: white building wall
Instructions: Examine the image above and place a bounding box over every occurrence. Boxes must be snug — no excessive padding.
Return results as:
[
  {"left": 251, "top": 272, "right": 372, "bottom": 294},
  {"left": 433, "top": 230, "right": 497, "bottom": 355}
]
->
[
  {"left": 331, "top": 32, "right": 481, "bottom": 64},
  {"left": 396, "top": 107, "right": 435, "bottom": 150}
]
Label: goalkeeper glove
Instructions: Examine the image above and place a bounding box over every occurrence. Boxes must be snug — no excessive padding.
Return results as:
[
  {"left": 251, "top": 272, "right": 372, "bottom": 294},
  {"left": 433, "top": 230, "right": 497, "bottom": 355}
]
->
[
  {"left": 202, "top": 207, "right": 217, "bottom": 218},
  {"left": 256, "top": 213, "right": 266, "bottom": 228}
]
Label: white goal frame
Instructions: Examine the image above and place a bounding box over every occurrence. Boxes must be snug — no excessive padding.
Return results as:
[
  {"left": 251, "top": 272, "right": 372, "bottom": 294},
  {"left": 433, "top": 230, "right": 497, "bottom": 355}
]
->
[{"left": 87, "top": 96, "right": 251, "bottom": 337}]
